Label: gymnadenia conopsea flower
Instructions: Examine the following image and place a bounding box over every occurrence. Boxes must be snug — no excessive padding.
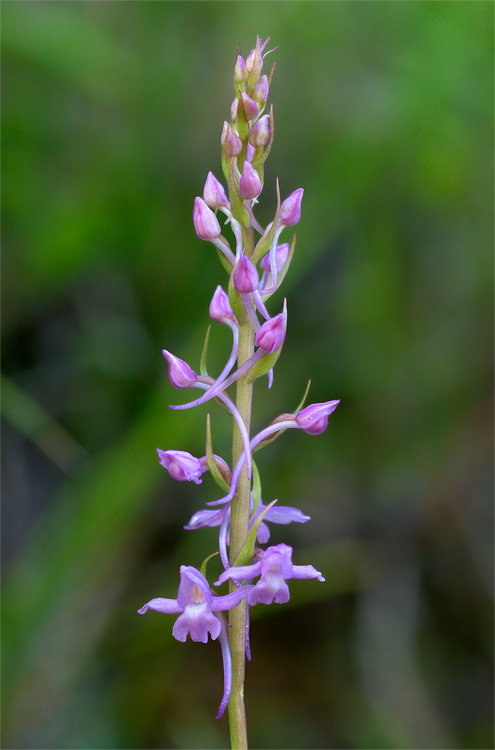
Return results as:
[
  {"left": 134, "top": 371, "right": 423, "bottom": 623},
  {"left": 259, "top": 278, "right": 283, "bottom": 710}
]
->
[{"left": 138, "top": 36, "right": 339, "bottom": 749}]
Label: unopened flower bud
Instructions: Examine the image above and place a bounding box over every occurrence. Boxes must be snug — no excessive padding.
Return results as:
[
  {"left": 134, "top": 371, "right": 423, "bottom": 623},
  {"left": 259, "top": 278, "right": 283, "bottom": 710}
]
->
[
  {"left": 209, "top": 285, "right": 237, "bottom": 325},
  {"left": 234, "top": 54, "right": 248, "bottom": 84},
  {"left": 246, "top": 143, "right": 255, "bottom": 163},
  {"left": 239, "top": 161, "right": 262, "bottom": 200},
  {"left": 240, "top": 92, "right": 259, "bottom": 122},
  {"left": 221, "top": 122, "right": 242, "bottom": 157},
  {"left": 157, "top": 449, "right": 206, "bottom": 484},
  {"left": 255, "top": 313, "right": 286, "bottom": 354},
  {"left": 260, "top": 243, "right": 290, "bottom": 273},
  {"left": 203, "top": 171, "right": 229, "bottom": 210},
  {"left": 162, "top": 350, "right": 197, "bottom": 389},
  {"left": 295, "top": 400, "right": 340, "bottom": 435},
  {"left": 233, "top": 254, "right": 259, "bottom": 293},
  {"left": 193, "top": 196, "right": 221, "bottom": 240},
  {"left": 252, "top": 75, "right": 269, "bottom": 104},
  {"left": 248, "top": 115, "right": 270, "bottom": 147},
  {"left": 230, "top": 97, "right": 239, "bottom": 122},
  {"left": 279, "top": 188, "right": 304, "bottom": 226},
  {"left": 246, "top": 36, "right": 264, "bottom": 82}
]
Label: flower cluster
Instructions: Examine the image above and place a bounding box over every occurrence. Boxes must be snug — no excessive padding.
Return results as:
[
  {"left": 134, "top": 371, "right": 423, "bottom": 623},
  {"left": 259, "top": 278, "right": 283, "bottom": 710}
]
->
[{"left": 138, "top": 36, "right": 339, "bottom": 721}]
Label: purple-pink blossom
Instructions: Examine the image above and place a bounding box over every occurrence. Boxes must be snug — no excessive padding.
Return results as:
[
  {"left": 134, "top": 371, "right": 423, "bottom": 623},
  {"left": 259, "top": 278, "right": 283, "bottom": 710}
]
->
[
  {"left": 162, "top": 350, "right": 197, "bottom": 389},
  {"left": 279, "top": 188, "right": 304, "bottom": 226},
  {"left": 254, "top": 313, "right": 286, "bottom": 354},
  {"left": 193, "top": 197, "right": 222, "bottom": 241},
  {"left": 156, "top": 449, "right": 206, "bottom": 484},
  {"left": 215, "top": 543, "right": 324, "bottom": 605},
  {"left": 295, "top": 399, "right": 340, "bottom": 435}
]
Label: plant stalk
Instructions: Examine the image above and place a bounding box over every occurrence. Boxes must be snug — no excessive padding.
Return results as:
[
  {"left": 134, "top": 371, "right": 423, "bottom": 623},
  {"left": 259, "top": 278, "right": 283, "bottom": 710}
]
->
[{"left": 228, "top": 241, "right": 255, "bottom": 749}]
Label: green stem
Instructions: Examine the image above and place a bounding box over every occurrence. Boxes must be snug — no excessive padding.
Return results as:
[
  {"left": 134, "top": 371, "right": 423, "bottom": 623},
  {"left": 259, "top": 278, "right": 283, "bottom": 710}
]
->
[{"left": 228, "top": 230, "right": 255, "bottom": 750}]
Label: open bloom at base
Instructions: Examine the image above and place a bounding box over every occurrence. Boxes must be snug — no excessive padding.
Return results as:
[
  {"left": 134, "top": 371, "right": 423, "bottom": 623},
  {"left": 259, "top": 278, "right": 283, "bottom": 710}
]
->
[
  {"left": 157, "top": 449, "right": 206, "bottom": 484},
  {"left": 139, "top": 566, "right": 251, "bottom": 720},
  {"left": 215, "top": 543, "right": 324, "bottom": 605},
  {"left": 138, "top": 565, "right": 249, "bottom": 642}
]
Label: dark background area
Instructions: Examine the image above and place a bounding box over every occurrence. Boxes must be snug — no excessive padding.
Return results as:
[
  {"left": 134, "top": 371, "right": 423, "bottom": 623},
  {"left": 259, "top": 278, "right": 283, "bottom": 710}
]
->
[{"left": 2, "top": 2, "right": 493, "bottom": 749}]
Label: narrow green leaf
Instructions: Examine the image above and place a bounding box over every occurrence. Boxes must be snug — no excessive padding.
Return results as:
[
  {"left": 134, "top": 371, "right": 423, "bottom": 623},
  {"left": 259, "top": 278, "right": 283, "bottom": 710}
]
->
[
  {"left": 206, "top": 413, "right": 231, "bottom": 493},
  {"left": 251, "top": 460, "right": 262, "bottom": 515},
  {"left": 200, "top": 325, "right": 212, "bottom": 377},
  {"left": 295, "top": 378, "right": 312, "bottom": 413},
  {"left": 250, "top": 176, "right": 281, "bottom": 265},
  {"left": 200, "top": 551, "right": 220, "bottom": 578},
  {"left": 234, "top": 499, "right": 278, "bottom": 568}
]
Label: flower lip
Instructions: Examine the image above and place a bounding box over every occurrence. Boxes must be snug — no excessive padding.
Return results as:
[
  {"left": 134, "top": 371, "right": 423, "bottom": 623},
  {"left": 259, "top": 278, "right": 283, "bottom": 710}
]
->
[{"left": 295, "top": 399, "right": 340, "bottom": 435}]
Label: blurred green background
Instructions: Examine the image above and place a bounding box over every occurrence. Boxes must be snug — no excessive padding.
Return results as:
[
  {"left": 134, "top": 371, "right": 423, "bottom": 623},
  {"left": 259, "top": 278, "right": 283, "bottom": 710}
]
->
[{"left": 2, "top": 2, "right": 493, "bottom": 749}]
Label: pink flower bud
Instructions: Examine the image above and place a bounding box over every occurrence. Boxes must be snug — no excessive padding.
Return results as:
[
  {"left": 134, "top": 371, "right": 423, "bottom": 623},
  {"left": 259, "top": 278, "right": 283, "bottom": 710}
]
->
[
  {"left": 230, "top": 97, "right": 239, "bottom": 122},
  {"left": 252, "top": 75, "right": 269, "bottom": 104},
  {"left": 246, "top": 143, "right": 256, "bottom": 163},
  {"left": 260, "top": 243, "right": 290, "bottom": 273},
  {"left": 203, "top": 171, "right": 229, "bottom": 211},
  {"left": 279, "top": 188, "right": 304, "bottom": 226},
  {"left": 221, "top": 122, "right": 242, "bottom": 157},
  {"left": 193, "top": 196, "right": 221, "bottom": 241},
  {"left": 162, "top": 350, "right": 197, "bottom": 389},
  {"left": 248, "top": 115, "right": 270, "bottom": 147},
  {"left": 246, "top": 36, "right": 264, "bottom": 80},
  {"left": 209, "top": 285, "right": 237, "bottom": 325},
  {"left": 234, "top": 54, "right": 248, "bottom": 84},
  {"left": 233, "top": 254, "right": 259, "bottom": 293},
  {"left": 239, "top": 161, "right": 262, "bottom": 200},
  {"left": 295, "top": 400, "right": 340, "bottom": 435},
  {"left": 240, "top": 92, "right": 259, "bottom": 122},
  {"left": 255, "top": 313, "right": 286, "bottom": 354},
  {"left": 157, "top": 449, "right": 206, "bottom": 484}
]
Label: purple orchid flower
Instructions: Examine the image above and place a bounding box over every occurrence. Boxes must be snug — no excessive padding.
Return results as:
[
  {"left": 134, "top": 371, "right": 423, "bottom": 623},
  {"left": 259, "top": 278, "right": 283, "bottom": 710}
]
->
[
  {"left": 157, "top": 449, "right": 206, "bottom": 484},
  {"left": 215, "top": 543, "right": 324, "bottom": 605},
  {"left": 138, "top": 565, "right": 248, "bottom": 640},
  {"left": 295, "top": 399, "right": 340, "bottom": 435},
  {"left": 138, "top": 565, "right": 251, "bottom": 718}
]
